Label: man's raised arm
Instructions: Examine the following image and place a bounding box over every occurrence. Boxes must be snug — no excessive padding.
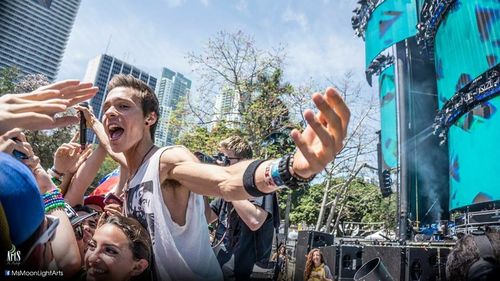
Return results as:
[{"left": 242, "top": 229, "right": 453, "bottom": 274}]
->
[{"left": 161, "top": 87, "right": 350, "bottom": 201}]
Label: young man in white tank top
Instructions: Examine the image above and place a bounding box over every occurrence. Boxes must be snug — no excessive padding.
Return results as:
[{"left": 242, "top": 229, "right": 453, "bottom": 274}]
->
[{"left": 99, "top": 74, "right": 350, "bottom": 281}]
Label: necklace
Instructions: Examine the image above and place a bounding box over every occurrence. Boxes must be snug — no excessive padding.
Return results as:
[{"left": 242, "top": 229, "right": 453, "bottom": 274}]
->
[{"left": 126, "top": 144, "right": 156, "bottom": 188}]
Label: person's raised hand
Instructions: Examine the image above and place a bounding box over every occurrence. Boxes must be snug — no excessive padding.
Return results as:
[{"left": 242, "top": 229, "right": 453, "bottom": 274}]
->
[
  {"left": 74, "top": 104, "right": 98, "bottom": 129},
  {"left": 21, "top": 80, "right": 98, "bottom": 107},
  {"left": 0, "top": 128, "right": 24, "bottom": 154},
  {"left": 0, "top": 80, "right": 98, "bottom": 134},
  {"left": 104, "top": 203, "right": 123, "bottom": 216},
  {"left": 53, "top": 134, "right": 92, "bottom": 175},
  {"left": 290, "top": 87, "right": 350, "bottom": 178}
]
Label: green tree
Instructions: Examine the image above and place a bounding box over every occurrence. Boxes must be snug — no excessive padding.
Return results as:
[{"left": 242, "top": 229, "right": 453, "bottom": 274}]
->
[
  {"left": 289, "top": 178, "right": 396, "bottom": 233},
  {"left": 0, "top": 66, "right": 21, "bottom": 96},
  {"left": 90, "top": 154, "right": 119, "bottom": 189},
  {"left": 187, "top": 30, "right": 285, "bottom": 127},
  {"left": 177, "top": 122, "right": 243, "bottom": 156},
  {"left": 289, "top": 184, "right": 324, "bottom": 225},
  {"left": 243, "top": 69, "right": 296, "bottom": 157}
]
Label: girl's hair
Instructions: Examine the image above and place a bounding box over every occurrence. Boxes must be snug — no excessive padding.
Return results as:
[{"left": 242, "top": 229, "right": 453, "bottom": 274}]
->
[
  {"left": 304, "top": 248, "right": 324, "bottom": 280},
  {"left": 100, "top": 214, "right": 152, "bottom": 264}
]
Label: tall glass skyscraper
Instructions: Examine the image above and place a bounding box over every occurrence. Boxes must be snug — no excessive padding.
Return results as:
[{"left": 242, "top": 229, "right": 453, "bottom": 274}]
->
[
  {"left": 0, "top": 0, "right": 81, "bottom": 81},
  {"left": 212, "top": 86, "right": 241, "bottom": 129},
  {"left": 155, "top": 67, "right": 191, "bottom": 146},
  {"left": 83, "top": 54, "right": 157, "bottom": 143}
]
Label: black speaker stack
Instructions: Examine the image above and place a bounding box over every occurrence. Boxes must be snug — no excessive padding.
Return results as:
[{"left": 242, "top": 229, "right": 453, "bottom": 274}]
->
[
  {"left": 406, "top": 246, "right": 450, "bottom": 281},
  {"left": 338, "top": 243, "right": 363, "bottom": 280},
  {"left": 294, "top": 236, "right": 452, "bottom": 281}
]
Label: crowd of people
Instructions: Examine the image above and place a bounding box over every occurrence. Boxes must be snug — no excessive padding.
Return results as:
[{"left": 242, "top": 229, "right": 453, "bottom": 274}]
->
[
  {"left": 1, "top": 74, "right": 498, "bottom": 281},
  {"left": 0, "top": 74, "right": 350, "bottom": 281}
]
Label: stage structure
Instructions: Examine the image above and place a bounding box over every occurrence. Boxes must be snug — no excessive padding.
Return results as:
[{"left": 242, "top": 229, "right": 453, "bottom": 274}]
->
[
  {"left": 429, "top": 0, "right": 500, "bottom": 212},
  {"left": 295, "top": 1, "right": 500, "bottom": 280},
  {"left": 358, "top": 0, "right": 450, "bottom": 240}
]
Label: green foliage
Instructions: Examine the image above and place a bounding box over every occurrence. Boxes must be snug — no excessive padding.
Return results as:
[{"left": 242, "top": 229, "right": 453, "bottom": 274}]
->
[
  {"left": 0, "top": 66, "right": 21, "bottom": 96},
  {"left": 338, "top": 179, "right": 397, "bottom": 229},
  {"left": 177, "top": 122, "right": 243, "bottom": 155},
  {"left": 289, "top": 184, "right": 324, "bottom": 225},
  {"left": 91, "top": 154, "right": 119, "bottom": 188},
  {"left": 26, "top": 129, "right": 76, "bottom": 169},
  {"left": 242, "top": 69, "right": 297, "bottom": 158},
  {"left": 289, "top": 178, "right": 397, "bottom": 230}
]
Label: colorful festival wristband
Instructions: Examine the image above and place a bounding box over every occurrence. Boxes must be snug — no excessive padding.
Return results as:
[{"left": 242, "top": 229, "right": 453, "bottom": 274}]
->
[{"left": 43, "top": 188, "right": 65, "bottom": 213}]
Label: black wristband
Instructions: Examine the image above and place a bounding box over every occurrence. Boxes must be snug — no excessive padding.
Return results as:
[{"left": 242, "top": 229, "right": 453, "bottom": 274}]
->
[
  {"left": 278, "top": 154, "right": 300, "bottom": 189},
  {"left": 243, "top": 159, "right": 267, "bottom": 197}
]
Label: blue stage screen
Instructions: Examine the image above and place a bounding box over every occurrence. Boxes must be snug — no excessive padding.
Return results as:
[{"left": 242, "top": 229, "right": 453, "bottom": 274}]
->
[
  {"left": 365, "top": 0, "right": 418, "bottom": 67},
  {"left": 448, "top": 96, "right": 500, "bottom": 210},
  {"left": 379, "top": 65, "right": 398, "bottom": 169},
  {"left": 434, "top": 0, "right": 500, "bottom": 108},
  {"left": 434, "top": 0, "right": 500, "bottom": 210}
]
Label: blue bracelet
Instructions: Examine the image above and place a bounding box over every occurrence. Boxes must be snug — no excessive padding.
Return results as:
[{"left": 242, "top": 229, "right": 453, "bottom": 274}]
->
[{"left": 270, "top": 160, "right": 285, "bottom": 187}]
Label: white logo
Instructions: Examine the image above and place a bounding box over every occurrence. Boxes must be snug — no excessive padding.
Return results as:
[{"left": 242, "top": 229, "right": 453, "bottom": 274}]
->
[{"left": 6, "top": 245, "right": 21, "bottom": 265}]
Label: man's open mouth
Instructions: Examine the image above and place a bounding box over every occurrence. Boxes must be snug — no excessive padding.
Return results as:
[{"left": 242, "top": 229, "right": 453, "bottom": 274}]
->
[{"left": 108, "top": 124, "right": 124, "bottom": 141}]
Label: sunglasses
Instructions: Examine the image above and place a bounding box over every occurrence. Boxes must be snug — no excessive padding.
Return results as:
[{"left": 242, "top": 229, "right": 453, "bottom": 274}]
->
[
  {"left": 22, "top": 215, "right": 59, "bottom": 263},
  {"left": 214, "top": 152, "right": 241, "bottom": 166}
]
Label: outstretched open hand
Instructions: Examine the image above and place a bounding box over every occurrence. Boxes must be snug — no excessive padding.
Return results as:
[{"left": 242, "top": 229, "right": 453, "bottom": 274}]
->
[
  {"left": 290, "top": 87, "right": 350, "bottom": 178},
  {"left": 0, "top": 80, "right": 98, "bottom": 134}
]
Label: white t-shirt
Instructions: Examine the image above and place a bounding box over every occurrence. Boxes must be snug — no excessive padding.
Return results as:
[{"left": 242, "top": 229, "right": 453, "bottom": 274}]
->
[{"left": 124, "top": 146, "right": 223, "bottom": 281}]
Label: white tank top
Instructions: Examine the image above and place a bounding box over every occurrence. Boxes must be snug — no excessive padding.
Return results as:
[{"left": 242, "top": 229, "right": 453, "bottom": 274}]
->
[{"left": 124, "top": 146, "right": 223, "bottom": 281}]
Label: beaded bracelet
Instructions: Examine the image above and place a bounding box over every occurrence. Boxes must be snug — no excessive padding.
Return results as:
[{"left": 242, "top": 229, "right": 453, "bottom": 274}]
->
[
  {"left": 43, "top": 188, "right": 65, "bottom": 213},
  {"left": 264, "top": 162, "right": 277, "bottom": 188},
  {"left": 288, "top": 153, "right": 316, "bottom": 182},
  {"left": 270, "top": 160, "right": 285, "bottom": 187}
]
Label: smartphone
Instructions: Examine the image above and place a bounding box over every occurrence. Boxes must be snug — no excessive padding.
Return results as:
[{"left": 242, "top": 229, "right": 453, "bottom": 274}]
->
[
  {"left": 12, "top": 149, "right": 28, "bottom": 160},
  {"left": 103, "top": 193, "right": 123, "bottom": 205},
  {"left": 11, "top": 138, "right": 28, "bottom": 160}
]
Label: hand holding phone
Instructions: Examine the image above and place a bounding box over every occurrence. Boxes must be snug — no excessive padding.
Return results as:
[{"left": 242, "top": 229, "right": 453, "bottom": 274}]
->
[
  {"left": 103, "top": 192, "right": 123, "bottom": 205},
  {"left": 11, "top": 137, "right": 29, "bottom": 160}
]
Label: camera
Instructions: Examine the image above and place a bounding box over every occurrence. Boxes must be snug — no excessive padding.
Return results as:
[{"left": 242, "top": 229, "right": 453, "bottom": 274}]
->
[{"left": 194, "top": 151, "right": 231, "bottom": 166}]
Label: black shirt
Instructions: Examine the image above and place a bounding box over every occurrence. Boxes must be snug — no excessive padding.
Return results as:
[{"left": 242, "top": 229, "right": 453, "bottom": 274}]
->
[{"left": 210, "top": 193, "right": 280, "bottom": 278}]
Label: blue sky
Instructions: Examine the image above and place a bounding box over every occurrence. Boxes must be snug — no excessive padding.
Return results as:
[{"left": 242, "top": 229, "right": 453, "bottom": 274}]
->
[{"left": 58, "top": 0, "right": 366, "bottom": 89}]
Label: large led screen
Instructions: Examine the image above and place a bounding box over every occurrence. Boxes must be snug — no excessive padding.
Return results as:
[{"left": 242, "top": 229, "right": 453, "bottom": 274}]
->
[
  {"left": 448, "top": 96, "right": 500, "bottom": 210},
  {"left": 434, "top": 0, "right": 500, "bottom": 108},
  {"left": 379, "top": 65, "right": 398, "bottom": 169},
  {"left": 434, "top": 0, "right": 500, "bottom": 210},
  {"left": 365, "top": 0, "right": 418, "bottom": 67}
]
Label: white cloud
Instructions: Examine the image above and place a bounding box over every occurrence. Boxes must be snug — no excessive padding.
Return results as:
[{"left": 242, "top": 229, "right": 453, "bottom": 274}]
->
[
  {"left": 235, "top": 0, "right": 247, "bottom": 12},
  {"left": 281, "top": 7, "right": 308, "bottom": 30},
  {"left": 200, "top": 0, "right": 209, "bottom": 7}
]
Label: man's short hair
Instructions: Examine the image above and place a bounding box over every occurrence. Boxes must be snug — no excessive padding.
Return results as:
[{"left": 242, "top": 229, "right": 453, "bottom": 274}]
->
[
  {"left": 219, "top": 136, "right": 253, "bottom": 159},
  {"left": 108, "top": 74, "right": 160, "bottom": 140},
  {"left": 446, "top": 231, "right": 500, "bottom": 281}
]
